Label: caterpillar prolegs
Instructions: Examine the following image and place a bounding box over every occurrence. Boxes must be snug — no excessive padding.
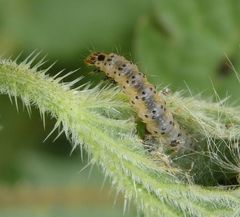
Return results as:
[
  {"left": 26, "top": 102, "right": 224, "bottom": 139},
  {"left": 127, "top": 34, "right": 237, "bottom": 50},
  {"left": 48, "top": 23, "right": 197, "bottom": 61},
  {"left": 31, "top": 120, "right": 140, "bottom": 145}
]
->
[{"left": 85, "top": 52, "right": 193, "bottom": 152}]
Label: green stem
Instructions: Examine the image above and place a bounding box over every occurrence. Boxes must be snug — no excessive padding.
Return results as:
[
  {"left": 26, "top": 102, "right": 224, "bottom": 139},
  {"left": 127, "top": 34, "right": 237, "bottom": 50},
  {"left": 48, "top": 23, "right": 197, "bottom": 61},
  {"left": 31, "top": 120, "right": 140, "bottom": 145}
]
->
[{"left": 0, "top": 57, "right": 240, "bottom": 217}]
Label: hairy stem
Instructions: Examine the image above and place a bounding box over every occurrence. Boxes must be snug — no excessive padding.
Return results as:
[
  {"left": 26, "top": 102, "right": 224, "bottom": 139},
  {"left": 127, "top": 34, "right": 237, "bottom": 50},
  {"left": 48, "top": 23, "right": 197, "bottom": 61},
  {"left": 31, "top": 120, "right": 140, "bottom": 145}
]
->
[{"left": 0, "top": 56, "right": 240, "bottom": 217}]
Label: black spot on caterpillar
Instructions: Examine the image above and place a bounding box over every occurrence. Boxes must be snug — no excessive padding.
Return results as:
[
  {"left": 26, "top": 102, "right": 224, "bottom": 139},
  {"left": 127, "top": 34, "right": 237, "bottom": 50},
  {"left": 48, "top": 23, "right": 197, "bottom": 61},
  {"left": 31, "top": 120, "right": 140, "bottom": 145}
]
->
[{"left": 85, "top": 52, "right": 192, "bottom": 151}]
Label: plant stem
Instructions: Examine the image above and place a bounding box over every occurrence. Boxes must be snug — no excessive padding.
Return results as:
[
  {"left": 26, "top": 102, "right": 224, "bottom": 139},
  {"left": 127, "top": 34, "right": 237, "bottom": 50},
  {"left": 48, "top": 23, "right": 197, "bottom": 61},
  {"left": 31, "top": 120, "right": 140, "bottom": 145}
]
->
[{"left": 0, "top": 57, "right": 240, "bottom": 217}]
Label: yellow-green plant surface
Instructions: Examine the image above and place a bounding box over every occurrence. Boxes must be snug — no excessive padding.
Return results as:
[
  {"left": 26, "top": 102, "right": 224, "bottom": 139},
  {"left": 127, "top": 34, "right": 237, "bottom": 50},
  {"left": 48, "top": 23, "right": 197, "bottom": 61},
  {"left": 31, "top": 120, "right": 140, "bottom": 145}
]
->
[{"left": 1, "top": 55, "right": 240, "bottom": 217}]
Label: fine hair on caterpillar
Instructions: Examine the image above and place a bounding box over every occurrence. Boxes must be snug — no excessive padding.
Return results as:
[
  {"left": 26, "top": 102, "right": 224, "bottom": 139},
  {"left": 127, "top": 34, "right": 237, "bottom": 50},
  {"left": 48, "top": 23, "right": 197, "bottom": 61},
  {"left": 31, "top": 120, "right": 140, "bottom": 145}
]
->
[{"left": 85, "top": 52, "right": 193, "bottom": 152}]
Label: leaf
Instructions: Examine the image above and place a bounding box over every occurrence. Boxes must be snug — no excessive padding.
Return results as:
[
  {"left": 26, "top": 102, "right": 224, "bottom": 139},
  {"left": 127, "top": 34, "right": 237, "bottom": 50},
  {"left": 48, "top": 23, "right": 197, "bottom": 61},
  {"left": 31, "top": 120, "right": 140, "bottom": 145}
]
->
[
  {"left": 0, "top": 0, "right": 150, "bottom": 59},
  {"left": 134, "top": 0, "right": 240, "bottom": 99}
]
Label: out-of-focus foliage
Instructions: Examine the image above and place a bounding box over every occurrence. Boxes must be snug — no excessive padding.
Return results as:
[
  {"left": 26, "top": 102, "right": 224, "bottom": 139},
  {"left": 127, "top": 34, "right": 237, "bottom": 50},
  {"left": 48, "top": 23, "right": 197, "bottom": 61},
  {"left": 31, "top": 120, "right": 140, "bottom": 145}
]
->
[
  {"left": 0, "top": 0, "right": 150, "bottom": 61},
  {"left": 135, "top": 0, "right": 240, "bottom": 99},
  {"left": 0, "top": 152, "right": 131, "bottom": 217}
]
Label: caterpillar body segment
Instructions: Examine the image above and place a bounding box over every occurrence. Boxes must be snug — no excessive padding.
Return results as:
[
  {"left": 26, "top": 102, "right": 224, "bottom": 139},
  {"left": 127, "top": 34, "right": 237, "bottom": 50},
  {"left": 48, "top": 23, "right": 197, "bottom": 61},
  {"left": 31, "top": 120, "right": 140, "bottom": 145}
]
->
[{"left": 85, "top": 52, "right": 192, "bottom": 152}]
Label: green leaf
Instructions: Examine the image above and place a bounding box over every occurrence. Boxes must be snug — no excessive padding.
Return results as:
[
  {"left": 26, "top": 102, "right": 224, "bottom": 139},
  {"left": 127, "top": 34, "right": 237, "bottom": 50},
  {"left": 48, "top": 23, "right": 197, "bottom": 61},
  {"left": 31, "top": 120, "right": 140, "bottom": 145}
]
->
[
  {"left": 0, "top": 0, "right": 150, "bottom": 59},
  {"left": 134, "top": 0, "right": 240, "bottom": 98}
]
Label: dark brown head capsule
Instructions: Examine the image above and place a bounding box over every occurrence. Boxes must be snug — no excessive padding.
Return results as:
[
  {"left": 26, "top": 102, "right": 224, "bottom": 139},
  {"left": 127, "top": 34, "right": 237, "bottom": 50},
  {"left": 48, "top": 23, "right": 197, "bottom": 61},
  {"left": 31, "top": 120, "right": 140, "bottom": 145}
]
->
[{"left": 85, "top": 52, "right": 106, "bottom": 65}]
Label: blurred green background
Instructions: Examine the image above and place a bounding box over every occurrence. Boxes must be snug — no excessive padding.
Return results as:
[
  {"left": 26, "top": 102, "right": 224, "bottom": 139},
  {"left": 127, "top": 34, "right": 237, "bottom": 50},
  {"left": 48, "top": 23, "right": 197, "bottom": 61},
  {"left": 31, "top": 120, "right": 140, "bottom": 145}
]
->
[{"left": 0, "top": 0, "right": 240, "bottom": 216}]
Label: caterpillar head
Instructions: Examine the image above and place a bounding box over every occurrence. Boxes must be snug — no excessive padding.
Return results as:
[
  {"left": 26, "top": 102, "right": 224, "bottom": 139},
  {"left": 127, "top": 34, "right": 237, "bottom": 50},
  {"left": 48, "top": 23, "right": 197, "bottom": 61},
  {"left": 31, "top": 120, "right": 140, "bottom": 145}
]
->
[{"left": 85, "top": 52, "right": 106, "bottom": 66}]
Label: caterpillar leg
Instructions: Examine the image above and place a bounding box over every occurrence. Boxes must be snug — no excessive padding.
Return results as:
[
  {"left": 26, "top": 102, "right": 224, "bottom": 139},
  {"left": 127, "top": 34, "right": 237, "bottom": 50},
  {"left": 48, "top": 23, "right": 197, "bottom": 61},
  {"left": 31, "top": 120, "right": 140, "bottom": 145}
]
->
[
  {"left": 93, "top": 68, "right": 101, "bottom": 73},
  {"left": 143, "top": 134, "right": 173, "bottom": 168},
  {"left": 143, "top": 134, "right": 158, "bottom": 153},
  {"left": 103, "top": 75, "right": 117, "bottom": 84},
  {"left": 161, "top": 87, "right": 172, "bottom": 96}
]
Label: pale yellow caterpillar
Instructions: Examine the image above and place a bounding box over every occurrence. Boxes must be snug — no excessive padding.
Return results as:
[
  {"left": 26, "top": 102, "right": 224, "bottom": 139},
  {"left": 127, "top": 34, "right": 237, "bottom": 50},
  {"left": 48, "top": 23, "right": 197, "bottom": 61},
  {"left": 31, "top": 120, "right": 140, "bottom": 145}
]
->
[{"left": 85, "top": 52, "right": 193, "bottom": 152}]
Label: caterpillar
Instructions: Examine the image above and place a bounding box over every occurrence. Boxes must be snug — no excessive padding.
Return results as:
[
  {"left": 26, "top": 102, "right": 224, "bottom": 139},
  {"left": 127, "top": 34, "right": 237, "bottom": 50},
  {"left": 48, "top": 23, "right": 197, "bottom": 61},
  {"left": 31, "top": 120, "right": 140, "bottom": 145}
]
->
[{"left": 85, "top": 52, "right": 193, "bottom": 152}]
